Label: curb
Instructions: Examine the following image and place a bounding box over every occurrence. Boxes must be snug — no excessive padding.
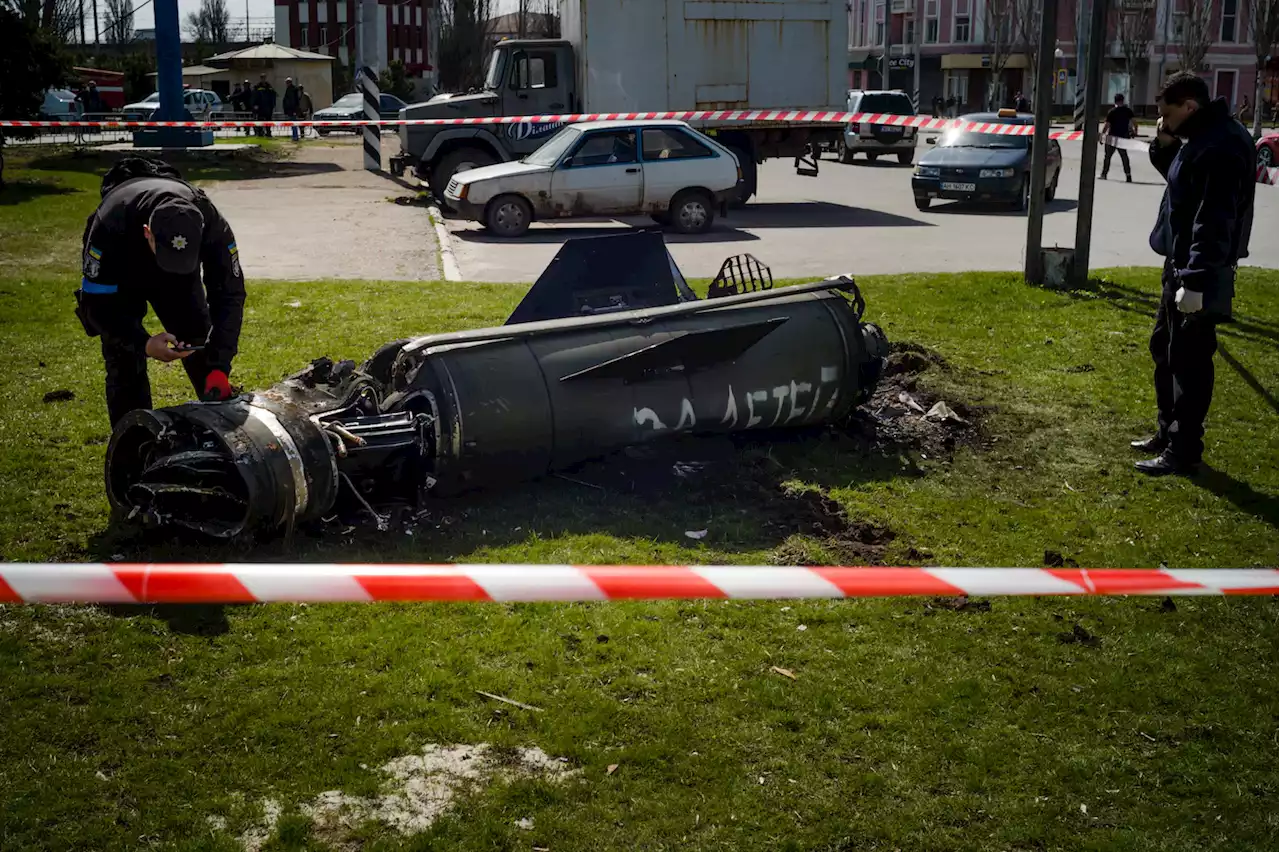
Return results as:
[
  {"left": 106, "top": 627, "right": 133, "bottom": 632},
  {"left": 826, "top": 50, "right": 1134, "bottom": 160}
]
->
[{"left": 427, "top": 204, "right": 462, "bottom": 282}]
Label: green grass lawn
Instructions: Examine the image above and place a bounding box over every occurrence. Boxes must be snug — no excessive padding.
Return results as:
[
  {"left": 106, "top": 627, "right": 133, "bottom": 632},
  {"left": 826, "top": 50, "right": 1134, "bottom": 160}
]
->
[{"left": 0, "top": 149, "right": 1276, "bottom": 851}]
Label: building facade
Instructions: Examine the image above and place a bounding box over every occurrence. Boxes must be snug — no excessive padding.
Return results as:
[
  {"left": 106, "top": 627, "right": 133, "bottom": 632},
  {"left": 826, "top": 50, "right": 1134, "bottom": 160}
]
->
[
  {"left": 848, "top": 0, "right": 1271, "bottom": 116},
  {"left": 272, "top": 0, "right": 434, "bottom": 77}
]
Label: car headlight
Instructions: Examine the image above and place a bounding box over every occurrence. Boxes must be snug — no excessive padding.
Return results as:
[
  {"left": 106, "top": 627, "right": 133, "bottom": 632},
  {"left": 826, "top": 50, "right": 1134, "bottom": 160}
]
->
[
  {"left": 915, "top": 166, "right": 940, "bottom": 177},
  {"left": 979, "top": 168, "right": 1016, "bottom": 178}
]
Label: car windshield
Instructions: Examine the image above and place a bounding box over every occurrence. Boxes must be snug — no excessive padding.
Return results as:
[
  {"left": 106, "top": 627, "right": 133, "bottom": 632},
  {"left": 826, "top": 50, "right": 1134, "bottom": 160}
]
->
[
  {"left": 858, "top": 93, "right": 914, "bottom": 115},
  {"left": 938, "top": 127, "right": 1029, "bottom": 149},
  {"left": 484, "top": 51, "right": 505, "bottom": 90},
  {"left": 332, "top": 94, "right": 363, "bottom": 108},
  {"left": 142, "top": 93, "right": 160, "bottom": 103},
  {"left": 523, "top": 126, "right": 582, "bottom": 166}
]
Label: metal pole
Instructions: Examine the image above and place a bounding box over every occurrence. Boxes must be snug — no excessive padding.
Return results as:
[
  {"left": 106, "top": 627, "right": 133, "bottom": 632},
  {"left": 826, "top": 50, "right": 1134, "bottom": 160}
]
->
[
  {"left": 1074, "top": 0, "right": 1089, "bottom": 129},
  {"left": 912, "top": 0, "right": 922, "bottom": 111},
  {"left": 92, "top": 0, "right": 99, "bottom": 45},
  {"left": 1073, "top": 0, "right": 1109, "bottom": 288},
  {"left": 1025, "top": 0, "right": 1060, "bottom": 285},
  {"left": 882, "top": 3, "right": 891, "bottom": 90}
]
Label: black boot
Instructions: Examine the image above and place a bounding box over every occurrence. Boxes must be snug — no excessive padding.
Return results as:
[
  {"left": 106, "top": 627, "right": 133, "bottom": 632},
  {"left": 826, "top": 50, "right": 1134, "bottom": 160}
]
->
[
  {"left": 1125, "top": 174, "right": 1132, "bottom": 183},
  {"left": 1135, "top": 450, "right": 1200, "bottom": 476},
  {"left": 1130, "top": 434, "right": 1167, "bottom": 453}
]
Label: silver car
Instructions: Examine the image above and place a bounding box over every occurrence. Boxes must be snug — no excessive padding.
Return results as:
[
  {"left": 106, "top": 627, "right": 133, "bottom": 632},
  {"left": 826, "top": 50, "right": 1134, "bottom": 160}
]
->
[
  {"left": 444, "top": 119, "right": 742, "bottom": 238},
  {"left": 839, "top": 90, "right": 919, "bottom": 166}
]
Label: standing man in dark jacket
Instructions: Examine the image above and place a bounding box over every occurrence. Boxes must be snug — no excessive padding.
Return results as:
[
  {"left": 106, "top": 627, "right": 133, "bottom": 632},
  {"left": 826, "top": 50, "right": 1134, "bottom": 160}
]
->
[
  {"left": 76, "top": 158, "right": 247, "bottom": 427},
  {"left": 1100, "top": 93, "right": 1138, "bottom": 182},
  {"left": 1132, "top": 73, "right": 1255, "bottom": 475},
  {"left": 252, "top": 74, "right": 276, "bottom": 138},
  {"left": 282, "top": 77, "right": 301, "bottom": 141}
]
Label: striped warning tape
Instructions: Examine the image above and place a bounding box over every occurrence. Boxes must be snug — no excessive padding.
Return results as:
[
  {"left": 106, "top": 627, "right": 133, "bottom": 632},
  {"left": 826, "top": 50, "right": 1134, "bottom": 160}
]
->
[
  {"left": 0, "top": 564, "right": 1274, "bottom": 604},
  {"left": 0, "top": 109, "right": 1089, "bottom": 140}
]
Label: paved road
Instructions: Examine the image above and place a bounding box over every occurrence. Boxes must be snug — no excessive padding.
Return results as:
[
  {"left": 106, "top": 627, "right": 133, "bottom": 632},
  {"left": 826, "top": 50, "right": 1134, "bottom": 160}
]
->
[
  {"left": 442, "top": 139, "right": 1279, "bottom": 283},
  {"left": 203, "top": 141, "right": 439, "bottom": 282}
]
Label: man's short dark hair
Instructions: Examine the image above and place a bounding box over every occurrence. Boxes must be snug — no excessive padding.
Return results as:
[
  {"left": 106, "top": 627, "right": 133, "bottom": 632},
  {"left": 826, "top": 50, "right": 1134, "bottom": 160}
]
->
[
  {"left": 1158, "top": 72, "right": 1211, "bottom": 107},
  {"left": 1114, "top": 93, "right": 1125, "bottom": 104}
]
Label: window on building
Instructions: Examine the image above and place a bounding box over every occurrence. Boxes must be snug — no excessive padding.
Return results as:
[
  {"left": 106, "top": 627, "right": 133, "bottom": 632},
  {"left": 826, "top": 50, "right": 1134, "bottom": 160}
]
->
[
  {"left": 416, "top": 6, "right": 422, "bottom": 26},
  {"left": 317, "top": 2, "right": 327, "bottom": 23},
  {"left": 299, "top": 25, "right": 309, "bottom": 48},
  {"left": 875, "top": 21, "right": 884, "bottom": 43},
  {"left": 337, "top": 2, "right": 346, "bottom": 23},
  {"left": 1172, "top": 12, "right": 1186, "bottom": 41},
  {"left": 298, "top": 3, "right": 308, "bottom": 23},
  {"left": 944, "top": 69, "right": 969, "bottom": 103},
  {"left": 955, "top": 15, "right": 970, "bottom": 42},
  {"left": 1221, "top": 0, "right": 1237, "bottom": 42},
  {"left": 925, "top": 17, "right": 938, "bottom": 43},
  {"left": 905, "top": 17, "right": 916, "bottom": 44},
  {"left": 319, "top": 25, "right": 327, "bottom": 47}
]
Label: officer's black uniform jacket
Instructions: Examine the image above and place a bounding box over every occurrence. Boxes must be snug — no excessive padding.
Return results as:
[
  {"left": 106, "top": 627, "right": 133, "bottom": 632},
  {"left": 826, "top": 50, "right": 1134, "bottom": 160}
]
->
[{"left": 79, "top": 175, "right": 246, "bottom": 373}]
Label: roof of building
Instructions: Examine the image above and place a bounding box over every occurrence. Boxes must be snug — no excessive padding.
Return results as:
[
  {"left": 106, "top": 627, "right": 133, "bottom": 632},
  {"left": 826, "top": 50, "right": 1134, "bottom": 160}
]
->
[
  {"left": 146, "top": 64, "right": 226, "bottom": 77},
  {"left": 207, "top": 43, "right": 336, "bottom": 63}
]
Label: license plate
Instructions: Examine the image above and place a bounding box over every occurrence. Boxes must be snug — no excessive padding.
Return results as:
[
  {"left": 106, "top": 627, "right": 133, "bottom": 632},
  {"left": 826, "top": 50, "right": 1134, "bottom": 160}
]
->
[{"left": 941, "top": 181, "right": 976, "bottom": 192}]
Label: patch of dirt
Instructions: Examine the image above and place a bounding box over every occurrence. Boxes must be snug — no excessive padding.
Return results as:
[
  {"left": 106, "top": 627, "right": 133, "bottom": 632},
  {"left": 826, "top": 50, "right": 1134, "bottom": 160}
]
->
[
  {"left": 846, "top": 341, "right": 986, "bottom": 463},
  {"left": 219, "top": 743, "right": 576, "bottom": 851}
]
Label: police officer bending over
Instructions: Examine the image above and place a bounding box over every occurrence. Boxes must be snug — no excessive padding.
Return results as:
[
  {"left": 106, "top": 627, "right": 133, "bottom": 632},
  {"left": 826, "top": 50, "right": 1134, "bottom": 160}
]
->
[
  {"left": 1132, "top": 73, "right": 1255, "bottom": 476},
  {"left": 77, "top": 158, "right": 246, "bottom": 427}
]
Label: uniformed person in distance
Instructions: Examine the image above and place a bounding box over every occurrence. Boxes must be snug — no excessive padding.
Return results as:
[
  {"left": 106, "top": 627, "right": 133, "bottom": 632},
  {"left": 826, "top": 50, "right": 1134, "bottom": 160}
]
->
[
  {"left": 1132, "top": 73, "right": 1255, "bottom": 476},
  {"left": 76, "top": 159, "right": 247, "bottom": 427}
]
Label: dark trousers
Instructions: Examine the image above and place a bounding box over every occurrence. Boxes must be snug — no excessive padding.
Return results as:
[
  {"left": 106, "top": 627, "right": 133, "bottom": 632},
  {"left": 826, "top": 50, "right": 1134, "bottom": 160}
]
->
[
  {"left": 100, "top": 280, "right": 214, "bottom": 427},
  {"left": 1149, "top": 280, "right": 1219, "bottom": 461},
  {"left": 1102, "top": 143, "right": 1130, "bottom": 177}
]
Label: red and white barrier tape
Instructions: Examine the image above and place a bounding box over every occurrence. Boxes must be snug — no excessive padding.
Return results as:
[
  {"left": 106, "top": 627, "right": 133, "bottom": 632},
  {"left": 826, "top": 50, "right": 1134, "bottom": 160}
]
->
[
  {"left": 0, "top": 564, "right": 1274, "bottom": 604},
  {"left": 0, "top": 109, "right": 1088, "bottom": 140},
  {"left": 1257, "top": 164, "right": 1278, "bottom": 185}
]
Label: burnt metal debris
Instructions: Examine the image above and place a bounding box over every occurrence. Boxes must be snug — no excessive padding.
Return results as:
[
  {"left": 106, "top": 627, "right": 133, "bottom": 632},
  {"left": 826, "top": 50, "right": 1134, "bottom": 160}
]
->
[{"left": 106, "top": 231, "right": 889, "bottom": 539}]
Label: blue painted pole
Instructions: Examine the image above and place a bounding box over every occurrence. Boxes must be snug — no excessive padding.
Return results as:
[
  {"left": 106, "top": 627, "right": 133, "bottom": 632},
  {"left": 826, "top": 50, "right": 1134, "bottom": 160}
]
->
[
  {"left": 153, "top": 0, "right": 185, "bottom": 121},
  {"left": 134, "top": 0, "right": 212, "bottom": 147}
]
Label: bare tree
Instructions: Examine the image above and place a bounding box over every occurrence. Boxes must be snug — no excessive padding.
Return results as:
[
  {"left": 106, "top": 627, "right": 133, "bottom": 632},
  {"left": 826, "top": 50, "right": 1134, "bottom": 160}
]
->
[
  {"left": 1176, "top": 0, "right": 1213, "bottom": 75},
  {"left": 1111, "top": 0, "right": 1154, "bottom": 103},
  {"left": 1013, "top": 0, "right": 1042, "bottom": 107},
  {"left": 103, "top": 0, "right": 134, "bottom": 44},
  {"left": 2, "top": 0, "right": 79, "bottom": 41},
  {"left": 1246, "top": 0, "right": 1279, "bottom": 135},
  {"left": 437, "top": 0, "right": 495, "bottom": 92},
  {"left": 185, "top": 0, "right": 232, "bottom": 44},
  {"left": 982, "top": 0, "right": 1021, "bottom": 109}
]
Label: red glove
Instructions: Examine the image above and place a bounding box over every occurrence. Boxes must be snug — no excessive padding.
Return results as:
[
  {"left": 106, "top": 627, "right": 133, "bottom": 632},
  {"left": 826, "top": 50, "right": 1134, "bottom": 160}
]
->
[{"left": 203, "top": 369, "right": 233, "bottom": 401}]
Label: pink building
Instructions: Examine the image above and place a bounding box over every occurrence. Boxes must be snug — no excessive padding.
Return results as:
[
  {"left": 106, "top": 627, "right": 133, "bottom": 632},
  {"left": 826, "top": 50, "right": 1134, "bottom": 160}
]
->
[{"left": 847, "top": 0, "right": 1273, "bottom": 116}]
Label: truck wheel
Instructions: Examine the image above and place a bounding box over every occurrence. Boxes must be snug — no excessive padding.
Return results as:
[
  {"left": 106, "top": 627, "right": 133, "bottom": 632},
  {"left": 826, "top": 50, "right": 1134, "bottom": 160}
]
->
[
  {"left": 430, "top": 147, "right": 497, "bottom": 202},
  {"left": 669, "top": 189, "right": 715, "bottom": 234},
  {"left": 839, "top": 139, "right": 854, "bottom": 164},
  {"left": 485, "top": 194, "right": 533, "bottom": 238},
  {"left": 317, "top": 128, "right": 330, "bottom": 137},
  {"left": 651, "top": 213, "right": 672, "bottom": 226},
  {"left": 866, "top": 153, "right": 880, "bottom": 164},
  {"left": 898, "top": 151, "right": 914, "bottom": 166}
]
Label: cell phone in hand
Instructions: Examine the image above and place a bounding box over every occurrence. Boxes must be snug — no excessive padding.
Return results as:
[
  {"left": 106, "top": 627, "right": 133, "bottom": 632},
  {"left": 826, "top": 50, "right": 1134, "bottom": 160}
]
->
[{"left": 171, "top": 343, "right": 205, "bottom": 352}]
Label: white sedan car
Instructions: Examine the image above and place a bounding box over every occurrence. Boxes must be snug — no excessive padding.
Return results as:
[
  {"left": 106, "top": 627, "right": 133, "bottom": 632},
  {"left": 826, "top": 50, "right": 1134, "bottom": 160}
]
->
[{"left": 444, "top": 119, "right": 742, "bottom": 238}]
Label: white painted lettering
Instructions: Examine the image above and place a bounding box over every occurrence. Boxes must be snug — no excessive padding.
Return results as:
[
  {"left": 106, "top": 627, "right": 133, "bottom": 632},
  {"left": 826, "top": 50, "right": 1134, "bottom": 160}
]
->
[
  {"left": 634, "top": 407, "right": 668, "bottom": 431},
  {"left": 745, "top": 390, "right": 769, "bottom": 428},
  {"left": 770, "top": 385, "right": 790, "bottom": 426},
  {"left": 786, "top": 381, "right": 813, "bottom": 422},
  {"left": 675, "top": 397, "right": 696, "bottom": 430},
  {"left": 720, "top": 386, "right": 738, "bottom": 427}
]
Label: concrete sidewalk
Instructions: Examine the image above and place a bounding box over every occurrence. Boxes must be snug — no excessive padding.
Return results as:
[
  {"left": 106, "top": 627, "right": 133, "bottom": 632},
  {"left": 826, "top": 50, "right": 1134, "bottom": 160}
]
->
[{"left": 201, "top": 140, "right": 438, "bottom": 282}]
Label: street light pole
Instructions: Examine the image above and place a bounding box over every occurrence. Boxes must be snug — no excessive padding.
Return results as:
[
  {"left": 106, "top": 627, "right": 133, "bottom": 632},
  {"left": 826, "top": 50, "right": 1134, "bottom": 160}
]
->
[
  {"left": 1024, "top": 0, "right": 1060, "bottom": 285},
  {"left": 1073, "top": 0, "right": 1110, "bottom": 288}
]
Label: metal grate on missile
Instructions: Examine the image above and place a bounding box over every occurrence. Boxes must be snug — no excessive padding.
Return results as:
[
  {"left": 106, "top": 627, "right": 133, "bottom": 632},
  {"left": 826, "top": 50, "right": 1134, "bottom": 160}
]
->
[{"left": 105, "top": 232, "right": 889, "bottom": 539}]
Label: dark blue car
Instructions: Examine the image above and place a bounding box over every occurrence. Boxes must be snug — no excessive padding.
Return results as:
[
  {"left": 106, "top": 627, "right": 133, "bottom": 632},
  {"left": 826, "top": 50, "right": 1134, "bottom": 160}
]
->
[{"left": 911, "top": 110, "right": 1063, "bottom": 212}]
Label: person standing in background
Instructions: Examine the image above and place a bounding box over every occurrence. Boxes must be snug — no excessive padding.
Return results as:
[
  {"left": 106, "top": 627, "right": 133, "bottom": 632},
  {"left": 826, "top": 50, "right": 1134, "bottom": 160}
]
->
[{"left": 1101, "top": 93, "right": 1137, "bottom": 182}]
